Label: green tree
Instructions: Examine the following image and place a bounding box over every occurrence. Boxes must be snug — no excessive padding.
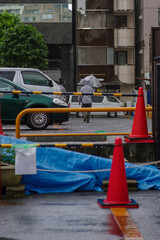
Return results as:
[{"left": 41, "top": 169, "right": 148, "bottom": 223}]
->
[{"left": 0, "top": 11, "right": 48, "bottom": 69}]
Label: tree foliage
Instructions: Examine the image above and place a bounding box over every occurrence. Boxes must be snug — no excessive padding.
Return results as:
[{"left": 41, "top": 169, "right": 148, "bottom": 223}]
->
[{"left": 0, "top": 11, "right": 48, "bottom": 69}]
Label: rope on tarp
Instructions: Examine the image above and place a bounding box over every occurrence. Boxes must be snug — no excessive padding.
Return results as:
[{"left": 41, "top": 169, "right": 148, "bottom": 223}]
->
[{"left": 36, "top": 160, "right": 160, "bottom": 173}]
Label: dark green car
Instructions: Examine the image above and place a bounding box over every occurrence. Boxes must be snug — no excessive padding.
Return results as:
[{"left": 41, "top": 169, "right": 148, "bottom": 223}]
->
[{"left": 0, "top": 77, "right": 69, "bottom": 130}]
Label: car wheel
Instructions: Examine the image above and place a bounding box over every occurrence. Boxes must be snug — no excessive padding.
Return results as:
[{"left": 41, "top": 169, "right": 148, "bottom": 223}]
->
[
  {"left": 26, "top": 112, "right": 50, "bottom": 130},
  {"left": 108, "top": 112, "right": 117, "bottom": 118},
  {"left": 76, "top": 112, "right": 83, "bottom": 118}
]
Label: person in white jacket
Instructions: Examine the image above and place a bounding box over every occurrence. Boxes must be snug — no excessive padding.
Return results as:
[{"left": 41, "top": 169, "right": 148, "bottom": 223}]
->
[{"left": 78, "top": 80, "right": 94, "bottom": 123}]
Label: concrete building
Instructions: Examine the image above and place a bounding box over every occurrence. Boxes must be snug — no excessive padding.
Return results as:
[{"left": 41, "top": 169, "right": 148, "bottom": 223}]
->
[
  {"left": 2, "top": 1, "right": 159, "bottom": 96},
  {"left": 77, "top": 0, "right": 135, "bottom": 95},
  {"left": 0, "top": 0, "right": 136, "bottom": 95},
  {"left": 135, "top": 0, "right": 160, "bottom": 90}
]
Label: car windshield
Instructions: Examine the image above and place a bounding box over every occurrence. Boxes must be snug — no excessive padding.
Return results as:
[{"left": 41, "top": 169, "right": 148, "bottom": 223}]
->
[
  {"left": 0, "top": 78, "right": 31, "bottom": 92},
  {"left": 107, "top": 96, "right": 119, "bottom": 102},
  {"left": 0, "top": 81, "right": 15, "bottom": 91},
  {"left": 22, "top": 71, "right": 52, "bottom": 86}
]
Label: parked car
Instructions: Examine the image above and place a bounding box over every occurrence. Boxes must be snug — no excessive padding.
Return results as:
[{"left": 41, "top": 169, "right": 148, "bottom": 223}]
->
[
  {"left": 69, "top": 95, "right": 124, "bottom": 118},
  {"left": 0, "top": 68, "right": 68, "bottom": 102},
  {"left": 0, "top": 77, "right": 69, "bottom": 130}
]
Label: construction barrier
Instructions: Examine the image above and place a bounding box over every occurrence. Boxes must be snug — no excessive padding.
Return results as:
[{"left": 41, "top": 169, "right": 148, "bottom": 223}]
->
[
  {"left": 0, "top": 87, "right": 153, "bottom": 142},
  {"left": 0, "top": 90, "right": 138, "bottom": 97},
  {"left": 15, "top": 106, "right": 152, "bottom": 139}
]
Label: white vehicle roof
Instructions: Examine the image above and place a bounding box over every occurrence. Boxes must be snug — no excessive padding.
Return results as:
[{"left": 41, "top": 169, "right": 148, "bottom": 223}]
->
[{"left": 0, "top": 67, "right": 42, "bottom": 72}]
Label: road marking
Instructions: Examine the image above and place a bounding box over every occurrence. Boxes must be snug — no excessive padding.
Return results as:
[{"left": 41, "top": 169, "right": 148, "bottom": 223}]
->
[
  {"left": 111, "top": 208, "right": 144, "bottom": 239},
  {"left": 53, "top": 124, "right": 64, "bottom": 131}
]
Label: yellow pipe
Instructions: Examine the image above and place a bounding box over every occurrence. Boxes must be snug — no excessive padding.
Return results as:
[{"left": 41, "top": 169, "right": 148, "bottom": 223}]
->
[
  {"left": 12, "top": 90, "right": 21, "bottom": 94},
  {"left": 16, "top": 107, "right": 152, "bottom": 114},
  {"left": 20, "top": 132, "right": 152, "bottom": 138},
  {"left": 82, "top": 143, "right": 94, "bottom": 147},
  {"left": 1, "top": 144, "right": 12, "bottom": 148},
  {"left": 20, "top": 132, "right": 130, "bottom": 137},
  {"left": 93, "top": 93, "right": 103, "bottom": 96},
  {"left": 54, "top": 143, "right": 67, "bottom": 148},
  {"left": 15, "top": 107, "right": 153, "bottom": 138},
  {"left": 53, "top": 92, "right": 62, "bottom": 95},
  {"left": 33, "top": 91, "right": 42, "bottom": 94},
  {"left": 113, "top": 93, "right": 123, "bottom": 97},
  {"left": 73, "top": 92, "right": 82, "bottom": 95}
]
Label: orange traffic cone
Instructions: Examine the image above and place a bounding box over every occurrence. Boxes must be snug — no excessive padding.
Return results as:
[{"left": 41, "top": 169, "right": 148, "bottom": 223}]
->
[
  {"left": 125, "top": 87, "right": 154, "bottom": 143},
  {"left": 0, "top": 117, "right": 5, "bottom": 135},
  {"left": 97, "top": 138, "right": 139, "bottom": 208}
]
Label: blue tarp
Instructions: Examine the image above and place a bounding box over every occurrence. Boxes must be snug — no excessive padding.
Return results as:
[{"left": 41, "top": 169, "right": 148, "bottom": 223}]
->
[{"left": 1, "top": 135, "right": 160, "bottom": 194}]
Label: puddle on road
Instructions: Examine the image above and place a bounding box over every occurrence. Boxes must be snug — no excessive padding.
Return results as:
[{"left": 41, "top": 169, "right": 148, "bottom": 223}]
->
[{"left": 107, "top": 213, "right": 123, "bottom": 237}]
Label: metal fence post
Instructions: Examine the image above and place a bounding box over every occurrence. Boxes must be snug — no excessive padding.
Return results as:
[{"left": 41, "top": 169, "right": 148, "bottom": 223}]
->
[{"left": 153, "top": 58, "right": 160, "bottom": 161}]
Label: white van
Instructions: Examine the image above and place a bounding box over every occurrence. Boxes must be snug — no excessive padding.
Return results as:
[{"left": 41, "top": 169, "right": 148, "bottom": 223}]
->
[
  {"left": 0, "top": 68, "right": 67, "bottom": 102},
  {"left": 69, "top": 95, "right": 124, "bottom": 118}
]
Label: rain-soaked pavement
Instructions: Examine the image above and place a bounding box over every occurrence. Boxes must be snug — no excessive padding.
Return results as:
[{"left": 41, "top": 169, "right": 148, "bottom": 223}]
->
[{"left": 0, "top": 190, "right": 160, "bottom": 240}]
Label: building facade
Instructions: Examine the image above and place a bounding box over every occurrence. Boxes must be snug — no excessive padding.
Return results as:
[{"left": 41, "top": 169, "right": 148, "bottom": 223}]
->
[
  {"left": 135, "top": 0, "right": 160, "bottom": 90},
  {"left": 3, "top": 1, "right": 158, "bottom": 95},
  {"left": 77, "top": 0, "right": 135, "bottom": 94}
]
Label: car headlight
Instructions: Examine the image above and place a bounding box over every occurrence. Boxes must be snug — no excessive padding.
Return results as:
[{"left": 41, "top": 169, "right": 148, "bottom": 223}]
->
[
  {"left": 53, "top": 98, "right": 68, "bottom": 107},
  {"left": 57, "top": 94, "right": 68, "bottom": 103}
]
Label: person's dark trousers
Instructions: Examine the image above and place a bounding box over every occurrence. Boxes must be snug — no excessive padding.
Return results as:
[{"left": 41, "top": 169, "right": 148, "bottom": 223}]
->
[{"left": 82, "top": 103, "right": 92, "bottom": 123}]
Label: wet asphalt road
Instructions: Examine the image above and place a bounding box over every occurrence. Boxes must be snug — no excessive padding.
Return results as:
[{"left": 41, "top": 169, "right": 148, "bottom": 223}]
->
[
  {"left": 2, "top": 115, "right": 152, "bottom": 143},
  {"left": 0, "top": 191, "right": 160, "bottom": 240}
]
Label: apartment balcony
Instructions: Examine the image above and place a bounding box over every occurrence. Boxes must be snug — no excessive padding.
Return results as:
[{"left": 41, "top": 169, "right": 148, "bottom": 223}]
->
[
  {"left": 115, "top": 65, "right": 135, "bottom": 84},
  {"left": 114, "top": 29, "right": 134, "bottom": 47},
  {"left": 114, "top": 0, "right": 134, "bottom": 11}
]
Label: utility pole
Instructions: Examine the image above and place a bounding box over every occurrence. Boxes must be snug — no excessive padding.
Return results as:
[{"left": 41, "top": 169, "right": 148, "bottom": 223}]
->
[{"left": 72, "top": 0, "right": 77, "bottom": 91}]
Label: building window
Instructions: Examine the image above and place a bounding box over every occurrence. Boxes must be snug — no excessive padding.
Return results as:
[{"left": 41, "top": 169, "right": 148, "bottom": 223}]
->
[
  {"left": 62, "top": 4, "right": 72, "bottom": 22},
  {"left": 107, "top": 47, "right": 114, "bottom": 65},
  {"left": 22, "top": 17, "right": 36, "bottom": 22},
  {"left": 0, "top": 3, "right": 72, "bottom": 23},
  {"left": 5, "top": 9, "right": 20, "bottom": 15},
  {"left": 78, "top": 47, "right": 114, "bottom": 65},
  {"left": 42, "top": 14, "right": 53, "bottom": 20},
  {"left": 78, "top": 11, "right": 113, "bottom": 29},
  {"left": 115, "top": 51, "right": 127, "bottom": 65},
  {"left": 23, "top": 9, "right": 40, "bottom": 14},
  {"left": 48, "top": 44, "right": 61, "bottom": 70},
  {"left": 115, "top": 15, "right": 127, "bottom": 28}
]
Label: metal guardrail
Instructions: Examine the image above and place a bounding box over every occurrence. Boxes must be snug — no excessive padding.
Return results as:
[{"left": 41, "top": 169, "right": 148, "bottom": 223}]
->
[
  {"left": 0, "top": 90, "right": 138, "bottom": 97},
  {"left": 15, "top": 107, "right": 152, "bottom": 139},
  {"left": 0, "top": 139, "right": 154, "bottom": 149},
  {"left": 0, "top": 143, "right": 115, "bottom": 148}
]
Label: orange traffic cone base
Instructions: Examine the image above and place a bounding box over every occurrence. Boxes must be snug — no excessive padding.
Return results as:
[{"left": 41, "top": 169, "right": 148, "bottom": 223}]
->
[
  {"left": 124, "top": 136, "right": 155, "bottom": 143},
  {"left": 97, "top": 198, "right": 139, "bottom": 208}
]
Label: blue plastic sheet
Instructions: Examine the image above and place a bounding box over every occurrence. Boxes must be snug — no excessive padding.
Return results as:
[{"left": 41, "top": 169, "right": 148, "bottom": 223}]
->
[{"left": 1, "top": 135, "right": 160, "bottom": 194}]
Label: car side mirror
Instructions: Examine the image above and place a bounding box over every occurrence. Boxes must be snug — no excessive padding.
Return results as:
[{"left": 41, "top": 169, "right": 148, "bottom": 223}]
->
[{"left": 49, "top": 80, "right": 53, "bottom": 87}]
